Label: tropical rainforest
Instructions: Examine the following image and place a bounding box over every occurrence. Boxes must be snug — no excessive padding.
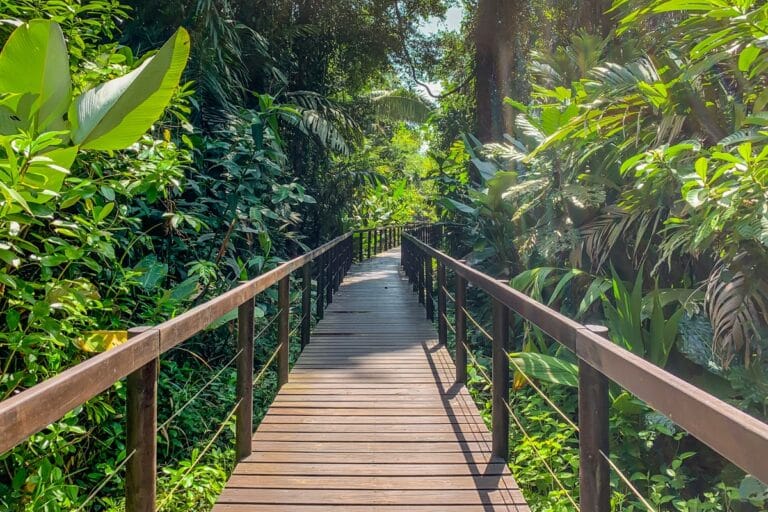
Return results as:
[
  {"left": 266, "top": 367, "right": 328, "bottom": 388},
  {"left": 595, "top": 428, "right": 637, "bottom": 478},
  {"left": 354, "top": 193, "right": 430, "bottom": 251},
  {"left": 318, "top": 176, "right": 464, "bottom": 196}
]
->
[{"left": 1, "top": 0, "right": 767, "bottom": 510}]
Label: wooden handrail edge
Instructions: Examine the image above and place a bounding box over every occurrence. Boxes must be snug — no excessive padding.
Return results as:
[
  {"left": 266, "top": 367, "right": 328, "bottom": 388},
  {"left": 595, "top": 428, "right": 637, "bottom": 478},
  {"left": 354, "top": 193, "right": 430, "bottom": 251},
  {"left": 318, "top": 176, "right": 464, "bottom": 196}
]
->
[{"left": 402, "top": 232, "right": 768, "bottom": 483}]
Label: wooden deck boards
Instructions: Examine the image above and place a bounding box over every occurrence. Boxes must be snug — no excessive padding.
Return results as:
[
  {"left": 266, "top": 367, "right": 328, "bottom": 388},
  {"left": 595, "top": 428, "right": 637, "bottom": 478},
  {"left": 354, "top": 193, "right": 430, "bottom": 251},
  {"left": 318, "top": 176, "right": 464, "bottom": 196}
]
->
[{"left": 214, "top": 248, "right": 530, "bottom": 511}]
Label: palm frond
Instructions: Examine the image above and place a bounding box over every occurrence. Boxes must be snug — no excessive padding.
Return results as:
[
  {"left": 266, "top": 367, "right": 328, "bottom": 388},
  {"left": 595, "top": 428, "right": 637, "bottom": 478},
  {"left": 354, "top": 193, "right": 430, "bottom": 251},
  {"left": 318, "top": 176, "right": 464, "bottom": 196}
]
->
[
  {"left": 706, "top": 256, "right": 768, "bottom": 368},
  {"left": 370, "top": 89, "right": 434, "bottom": 124}
]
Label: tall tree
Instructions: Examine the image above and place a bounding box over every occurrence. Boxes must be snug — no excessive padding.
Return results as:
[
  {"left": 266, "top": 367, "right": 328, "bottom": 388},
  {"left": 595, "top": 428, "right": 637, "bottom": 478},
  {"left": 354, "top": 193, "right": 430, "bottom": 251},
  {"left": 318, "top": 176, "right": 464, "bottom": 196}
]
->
[
  {"left": 473, "top": 0, "right": 531, "bottom": 142},
  {"left": 578, "top": 0, "right": 614, "bottom": 38}
]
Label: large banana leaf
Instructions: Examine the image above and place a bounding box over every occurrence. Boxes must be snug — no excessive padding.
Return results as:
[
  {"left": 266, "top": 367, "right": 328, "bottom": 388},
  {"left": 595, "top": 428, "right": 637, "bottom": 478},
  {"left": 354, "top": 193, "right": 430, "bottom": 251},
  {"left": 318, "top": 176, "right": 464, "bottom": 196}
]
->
[
  {"left": 71, "top": 27, "right": 190, "bottom": 150},
  {"left": 0, "top": 20, "right": 70, "bottom": 133},
  {"left": 509, "top": 351, "right": 578, "bottom": 387}
]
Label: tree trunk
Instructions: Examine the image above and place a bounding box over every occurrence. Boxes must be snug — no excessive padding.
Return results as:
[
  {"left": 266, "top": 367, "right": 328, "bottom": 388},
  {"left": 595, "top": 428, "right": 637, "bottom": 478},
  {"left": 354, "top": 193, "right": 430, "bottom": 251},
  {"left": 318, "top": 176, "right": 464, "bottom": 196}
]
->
[
  {"left": 578, "top": 0, "right": 614, "bottom": 38},
  {"left": 474, "top": 0, "right": 531, "bottom": 143}
]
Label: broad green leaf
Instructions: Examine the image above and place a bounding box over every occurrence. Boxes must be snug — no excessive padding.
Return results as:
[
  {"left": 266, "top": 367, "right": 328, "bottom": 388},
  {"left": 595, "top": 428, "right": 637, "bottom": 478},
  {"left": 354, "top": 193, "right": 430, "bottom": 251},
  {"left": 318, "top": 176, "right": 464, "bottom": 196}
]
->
[
  {"left": 685, "top": 188, "right": 708, "bottom": 207},
  {"left": 134, "top": 255, "right": 168, "bottom": 291},
  {"left": 509, "top": 352, "right": 578, "bottom": 387},
  {"left": 738, "top": 45, "right": 761, "bottom": 73},
  {"left": 577, "top": 277, "right": 611, "bottom": 318},
  {"left": 0, "top": 20, "right": 71, "bottom": 133},
  {"left": 74, "top": 330, "right": 127, "bottom": 353},
  {"left": 440, "top": 197, "right": 477, "bottom": 215},
  {"left": 471, "top": 158, "right": 498, "bottom": 181},
  {"left": 612, "top": 391, "right": 646, "bottom": 416},
  {"left": 21, "top": 146, "right": 77, "bottom": 203},
  {"left": 548, "top": 269, "right": 584, "bottom": 306},
  {"left": 71, "top": 27, "right": 190, "bottom": 150},
  {"left": 0, "top": 181, "right": 32, "bottom": 214}
]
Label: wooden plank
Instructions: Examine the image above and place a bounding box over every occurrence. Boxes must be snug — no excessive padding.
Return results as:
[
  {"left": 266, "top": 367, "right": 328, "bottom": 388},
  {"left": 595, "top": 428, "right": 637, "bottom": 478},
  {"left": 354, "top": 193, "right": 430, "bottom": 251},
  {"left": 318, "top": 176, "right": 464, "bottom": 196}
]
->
[
  {"left": 232, "top": 462, "right": 509, "bottom": 476},
  {"left": 256, "top": 422, "right": 489, "bottom": 433},
  {"left": 250, "top": 441, "right": 493, "bottom": 453},
  {"left": 216, "top": 489, "right": 526, "bottom": 506},
  {"left": 214, "top": 505, "right": 521, "bottom": 512},
  {"left": 259, "top": 415, "right": 485, "bottom": 425},
  {"left": 251, "top": 431, "right": 492, "bottom": 443},
  {"left": 242, "top": 451, "right": 502, "bottom": 464},
  {"left": 226, "top": 474, "right": 520, "bottom": 490}
]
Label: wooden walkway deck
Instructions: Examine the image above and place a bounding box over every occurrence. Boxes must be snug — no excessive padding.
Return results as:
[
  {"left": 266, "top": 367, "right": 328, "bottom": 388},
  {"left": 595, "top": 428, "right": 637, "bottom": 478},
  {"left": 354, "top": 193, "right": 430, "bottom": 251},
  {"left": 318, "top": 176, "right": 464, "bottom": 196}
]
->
[{"left": 213, "top": 248, "right": 530, "bottom": 511}]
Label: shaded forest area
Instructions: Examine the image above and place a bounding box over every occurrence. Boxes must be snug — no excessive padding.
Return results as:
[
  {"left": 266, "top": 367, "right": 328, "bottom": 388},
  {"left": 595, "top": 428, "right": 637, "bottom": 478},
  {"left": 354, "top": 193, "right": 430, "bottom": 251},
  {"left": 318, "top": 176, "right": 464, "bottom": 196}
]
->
[{"left": 1, "top": 0, "right": 767, "bottom": 510}]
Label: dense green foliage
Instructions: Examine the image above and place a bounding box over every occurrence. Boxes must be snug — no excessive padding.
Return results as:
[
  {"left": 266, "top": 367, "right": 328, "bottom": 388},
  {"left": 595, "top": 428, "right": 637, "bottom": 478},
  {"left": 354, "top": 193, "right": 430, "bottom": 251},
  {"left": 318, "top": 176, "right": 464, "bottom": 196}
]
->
[{"left": 2, "top": 0, "right": 768, "bottom": 510}]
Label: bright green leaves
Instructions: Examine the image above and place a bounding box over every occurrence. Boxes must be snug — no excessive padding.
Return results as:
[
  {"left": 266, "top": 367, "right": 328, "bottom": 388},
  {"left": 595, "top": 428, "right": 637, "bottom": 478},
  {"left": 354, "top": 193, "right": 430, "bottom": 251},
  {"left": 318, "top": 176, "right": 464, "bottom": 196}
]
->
[
  {"left": 0, "top": 20, "right": 71, "bottom": 134},
  {"left": 509, "top": 351, "right": 579, "bottom": 387},
  {"left": 738, "top": 45, "right": 761, "bottom": 74},
  {"left": 0, "top": 20, "right": 190, "bottom": 153},
  {"left": 71, "top": 28, "right": 190, "bottom": 150},
  {"left": 0, "top": 20, "right": 190, "bottom": 215}
]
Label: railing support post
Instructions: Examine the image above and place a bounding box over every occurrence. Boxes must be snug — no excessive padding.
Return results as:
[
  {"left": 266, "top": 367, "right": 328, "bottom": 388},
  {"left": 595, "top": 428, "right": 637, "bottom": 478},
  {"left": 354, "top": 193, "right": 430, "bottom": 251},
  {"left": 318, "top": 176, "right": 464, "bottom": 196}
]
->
[
  {"left": 492, "top": 299, "right": 510, "bottom": 461},
  {"left": 358, "top": 232, "right": 363, "bottom": 262},
  {"left": 326, "top": 248, "right": 334, "bottom": 305},
  {"left": 126, "top": 327, "right": 157, "bottom": 512},
  {"left": 301, "top": 262, "right": 311, "bottom": 349},
  {"left": 278, "top": 276, "right": 290, "bottom": 387},
  {"left": 437, "top": 262, "right": 447, "bottom": 345},
  {"left": 333, "top": 244, "right": 341, "bottom": 292},
  {"left": 316, "top": 254, "right": 325, "bottom": 319},
  {"left": 455, "top": 270, "right": 467, "bottom": 383},
  {"left": 580, "top": 325, "right": 611, "bottom": 512},
  {"left": 425, "top": 256, "right": 434, "bottom": 321},
  {"left": 367, "top": 230, "right": 372, "bottom": 259},
  {"left": 236, "top": 295, "right": 254, "bottom": 461},
  {"left": 418, "top": 251, "right": 425, "bottom": 304}
]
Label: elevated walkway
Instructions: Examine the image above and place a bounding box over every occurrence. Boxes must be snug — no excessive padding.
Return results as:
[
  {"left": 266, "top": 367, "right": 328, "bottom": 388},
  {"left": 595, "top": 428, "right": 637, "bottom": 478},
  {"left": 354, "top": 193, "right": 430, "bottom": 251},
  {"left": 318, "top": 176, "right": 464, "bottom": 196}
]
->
[{"left": 214, "top": 248, "right": 529, "bottom": 511}]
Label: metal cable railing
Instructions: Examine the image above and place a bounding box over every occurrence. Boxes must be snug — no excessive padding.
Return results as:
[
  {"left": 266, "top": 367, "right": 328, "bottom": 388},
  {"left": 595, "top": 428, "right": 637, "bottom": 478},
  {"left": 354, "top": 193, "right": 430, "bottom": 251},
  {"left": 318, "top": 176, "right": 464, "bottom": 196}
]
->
[{"left": 156, "top": 398, "right": 243, "bottom": 512}]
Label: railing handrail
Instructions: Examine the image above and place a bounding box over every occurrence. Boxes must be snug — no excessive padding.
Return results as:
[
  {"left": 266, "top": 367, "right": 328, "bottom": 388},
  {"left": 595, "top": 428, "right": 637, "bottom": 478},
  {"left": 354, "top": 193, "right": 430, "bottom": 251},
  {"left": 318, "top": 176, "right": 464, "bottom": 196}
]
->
[
  {"left": 402, "top": 230, "right": 768, "bottom": 485},
  {"left": 0, "top": 226, "right": 401, "bottom": 455}
]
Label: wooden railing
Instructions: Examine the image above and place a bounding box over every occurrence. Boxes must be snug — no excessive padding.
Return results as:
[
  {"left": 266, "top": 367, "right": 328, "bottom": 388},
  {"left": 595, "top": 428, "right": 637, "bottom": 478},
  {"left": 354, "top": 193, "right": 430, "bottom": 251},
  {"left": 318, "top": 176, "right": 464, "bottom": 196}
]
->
[
  {"left": 0, "top": 225, "right": 403, "bottom": 511},
  {"left": 401, "top": 226, "right": 768, "bottom": 510}
]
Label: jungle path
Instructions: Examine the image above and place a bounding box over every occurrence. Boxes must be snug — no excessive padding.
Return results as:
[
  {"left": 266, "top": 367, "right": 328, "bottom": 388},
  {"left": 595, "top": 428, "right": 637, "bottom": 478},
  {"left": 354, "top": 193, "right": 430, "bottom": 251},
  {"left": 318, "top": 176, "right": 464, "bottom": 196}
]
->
[{"left": 213, "top": 247, "right": 529, "bottom": 511}]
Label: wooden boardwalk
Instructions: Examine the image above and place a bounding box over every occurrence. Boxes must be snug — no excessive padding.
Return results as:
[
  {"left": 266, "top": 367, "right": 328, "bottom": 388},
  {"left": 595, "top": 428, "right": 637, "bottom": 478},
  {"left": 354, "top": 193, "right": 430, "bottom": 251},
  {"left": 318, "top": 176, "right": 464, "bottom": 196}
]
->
[{"left": 214, "top": 248, "right": 529, "bottom": 511}]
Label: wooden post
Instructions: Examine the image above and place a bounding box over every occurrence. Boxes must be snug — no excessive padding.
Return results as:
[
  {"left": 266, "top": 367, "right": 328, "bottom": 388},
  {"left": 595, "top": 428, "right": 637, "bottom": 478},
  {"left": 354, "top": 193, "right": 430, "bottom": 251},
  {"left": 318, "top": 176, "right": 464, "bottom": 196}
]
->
[
  {"left": 326, "top": 247, "right": 334, "bottom": 305},
  {"left": 236, "top": 295, "right": 254, "bottom": 461},
  {"left": 492, "top": 298, "right": 510, "bottom": 460},
  {"left": 278, "top": 276, "right": 290, "bottom": 387},
  {"left": 316, "top": 254, "right": 325, "bottom": 319},
  {"left": 437, "top": 262, "right": 447, "bottom": 345},
  {"left": 417, "top": 251, "right": 425, "bottom": 304},
  {"left": 367, "top": 230, "right": 372, "bottom": 259},
  {"left": 333, "top": 244, "right": 341, "bottom": 292},
  {"left": 301, "top": 263, "right": 311, "bottom": 349},
  {"left": 126, "top": 327, "right": 157, "bottom": 512},
  {"left": 358, "top": 232, "right": 363, "bottom": 262},
  {"left": 425, "top": 256, "right": 434, "bottom": 321},
  {"left": 455, "top": 271, "right": 467, "bottom": 383},
  {"left": 580, "top": 325, "right": 611, "bottom": 512}
]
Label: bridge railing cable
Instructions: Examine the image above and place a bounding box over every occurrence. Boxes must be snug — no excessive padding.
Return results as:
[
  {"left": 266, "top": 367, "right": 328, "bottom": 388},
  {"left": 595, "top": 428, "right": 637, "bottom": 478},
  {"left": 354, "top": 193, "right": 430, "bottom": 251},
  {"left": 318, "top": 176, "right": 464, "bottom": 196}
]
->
[{"left": 401, "top": 225, "right": 768, "bottom": 511}]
